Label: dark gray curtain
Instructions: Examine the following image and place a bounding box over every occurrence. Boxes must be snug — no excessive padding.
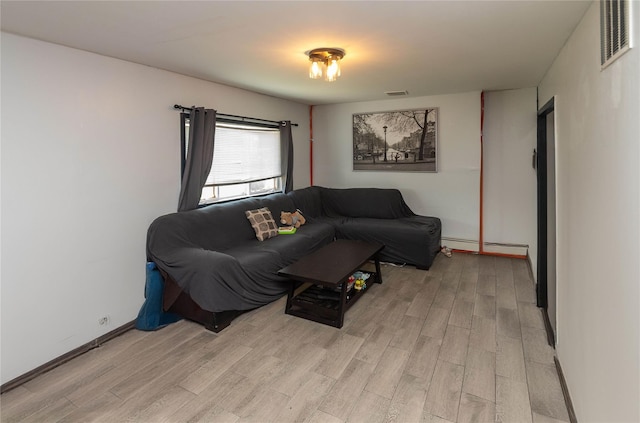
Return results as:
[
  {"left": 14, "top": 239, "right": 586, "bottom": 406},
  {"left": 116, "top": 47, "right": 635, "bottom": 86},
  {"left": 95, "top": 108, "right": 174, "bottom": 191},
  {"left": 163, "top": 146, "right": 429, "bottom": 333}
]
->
[
  {"left": 177, "top": 107, "right": 216, "bottom": 212},
  {"left": 280, "top": 121, "right": 294, "bottom": 193}
]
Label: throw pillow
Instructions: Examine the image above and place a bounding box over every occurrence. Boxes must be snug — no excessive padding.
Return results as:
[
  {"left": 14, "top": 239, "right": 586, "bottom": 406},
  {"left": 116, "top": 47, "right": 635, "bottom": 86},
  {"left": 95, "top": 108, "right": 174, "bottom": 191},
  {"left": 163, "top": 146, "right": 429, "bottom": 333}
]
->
[{"left": 245, "top": 207, "right": 279, "bottom": 241}]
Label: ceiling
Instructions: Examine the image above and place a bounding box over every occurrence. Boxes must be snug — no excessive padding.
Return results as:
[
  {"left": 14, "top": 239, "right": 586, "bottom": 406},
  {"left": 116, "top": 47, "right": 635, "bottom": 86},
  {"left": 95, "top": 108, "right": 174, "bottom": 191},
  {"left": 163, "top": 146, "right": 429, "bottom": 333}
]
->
[{"left": 0, "top": 1, "right": 591, "bottom": 105}]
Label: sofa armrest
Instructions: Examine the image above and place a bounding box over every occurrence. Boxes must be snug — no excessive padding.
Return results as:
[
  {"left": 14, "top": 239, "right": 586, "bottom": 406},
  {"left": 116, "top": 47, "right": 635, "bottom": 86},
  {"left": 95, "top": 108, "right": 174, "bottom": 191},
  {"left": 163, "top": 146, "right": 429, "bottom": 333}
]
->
[
  {"left": 151, "top": 247, "right": 237, "bottom": 285},
  {"left": 152, "top": 247, "right": 272, "bottom": 313}
]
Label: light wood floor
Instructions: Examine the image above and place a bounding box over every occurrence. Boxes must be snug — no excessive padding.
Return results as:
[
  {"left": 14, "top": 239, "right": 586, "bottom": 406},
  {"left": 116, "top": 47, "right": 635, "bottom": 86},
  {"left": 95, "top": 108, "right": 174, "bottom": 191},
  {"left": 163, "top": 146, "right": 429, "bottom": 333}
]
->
[{"left": 1, "top": 253, "right": 570, "bottom": 423}]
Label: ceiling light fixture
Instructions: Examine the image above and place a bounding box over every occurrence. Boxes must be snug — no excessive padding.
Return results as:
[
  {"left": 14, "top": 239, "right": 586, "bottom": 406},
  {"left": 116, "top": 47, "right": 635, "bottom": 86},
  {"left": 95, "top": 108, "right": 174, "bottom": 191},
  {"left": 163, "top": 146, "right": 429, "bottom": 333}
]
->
[{"left": 306, "top": 48, "right": 346, "bottom": 82}]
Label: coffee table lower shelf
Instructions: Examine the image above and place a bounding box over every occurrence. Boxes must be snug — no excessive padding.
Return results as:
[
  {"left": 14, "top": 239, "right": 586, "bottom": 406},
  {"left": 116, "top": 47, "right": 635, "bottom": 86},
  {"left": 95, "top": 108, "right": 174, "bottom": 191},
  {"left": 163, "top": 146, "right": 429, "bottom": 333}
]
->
[
  {"left": 278, "top": 240, "right": 385, "bottom": 329},
  {"left": 285, "top": 269, "right": 378, "bottom": 328}
]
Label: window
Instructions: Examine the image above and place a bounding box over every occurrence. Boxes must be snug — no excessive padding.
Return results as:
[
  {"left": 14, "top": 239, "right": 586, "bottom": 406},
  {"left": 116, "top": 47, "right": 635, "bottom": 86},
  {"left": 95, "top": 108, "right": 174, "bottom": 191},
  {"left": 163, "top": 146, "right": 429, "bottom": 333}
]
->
[
  {"left": 182, "top": 115, "right": 282, "bottom": 204},
  {"left": 601, "top": 0, "right": 632, "bottom": 68}
]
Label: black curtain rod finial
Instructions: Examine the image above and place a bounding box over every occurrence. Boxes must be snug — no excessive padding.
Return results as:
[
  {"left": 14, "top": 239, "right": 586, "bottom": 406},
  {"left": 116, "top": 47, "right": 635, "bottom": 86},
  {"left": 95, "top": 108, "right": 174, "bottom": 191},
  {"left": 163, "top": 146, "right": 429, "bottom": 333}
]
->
[{"left": 174, "top": 104, "right": 194, "bottom": 112}]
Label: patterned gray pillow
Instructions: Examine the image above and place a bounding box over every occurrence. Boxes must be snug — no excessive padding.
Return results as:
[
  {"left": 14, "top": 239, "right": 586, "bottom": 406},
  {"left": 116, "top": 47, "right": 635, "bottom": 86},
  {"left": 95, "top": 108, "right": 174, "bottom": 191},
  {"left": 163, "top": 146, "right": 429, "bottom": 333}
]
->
[{"left": 245, "top": 207, "right": 279, "bottom": 241}]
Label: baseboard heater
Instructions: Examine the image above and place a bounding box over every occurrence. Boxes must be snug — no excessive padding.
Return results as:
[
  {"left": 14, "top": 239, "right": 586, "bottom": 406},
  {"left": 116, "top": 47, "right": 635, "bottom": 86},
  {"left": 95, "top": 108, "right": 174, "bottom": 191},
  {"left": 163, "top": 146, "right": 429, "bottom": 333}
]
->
[{"left": 442, "top": 237, "right": 528, "bottom": 257}]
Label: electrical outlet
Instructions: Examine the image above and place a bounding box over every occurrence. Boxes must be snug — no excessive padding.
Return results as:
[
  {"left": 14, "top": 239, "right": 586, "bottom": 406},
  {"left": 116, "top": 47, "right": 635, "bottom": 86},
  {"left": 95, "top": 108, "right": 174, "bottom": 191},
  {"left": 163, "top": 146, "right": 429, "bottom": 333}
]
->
[{"left": 98, "top": 316, "right": 110, "bottom": 326}]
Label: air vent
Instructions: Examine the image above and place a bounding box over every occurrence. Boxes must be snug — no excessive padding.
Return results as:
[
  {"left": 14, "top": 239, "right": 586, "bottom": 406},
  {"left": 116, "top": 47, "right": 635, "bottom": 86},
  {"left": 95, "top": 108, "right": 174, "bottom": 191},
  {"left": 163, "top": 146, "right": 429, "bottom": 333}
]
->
[
  {"left": 385, "top": 90, "right": 409, "bottom": 96},
  {"left": 601, "top": 0, "right": 632, "bottom": 68}
]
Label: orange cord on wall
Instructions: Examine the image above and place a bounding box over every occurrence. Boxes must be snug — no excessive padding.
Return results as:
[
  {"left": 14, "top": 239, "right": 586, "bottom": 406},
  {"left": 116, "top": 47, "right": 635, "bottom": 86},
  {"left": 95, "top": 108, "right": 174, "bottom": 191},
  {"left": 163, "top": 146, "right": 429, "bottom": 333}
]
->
[
  {"left": 437, "top": 92, "right": 526, "bottom": 261},
  {"left": 473, "top": 91, "right": 526, "bottom": 260},
  {"left": 309, "top": 105, "right": 314, "bottom": 186},
  {"left": 479, "top": 91, "right": 485, "bottom": 254}
]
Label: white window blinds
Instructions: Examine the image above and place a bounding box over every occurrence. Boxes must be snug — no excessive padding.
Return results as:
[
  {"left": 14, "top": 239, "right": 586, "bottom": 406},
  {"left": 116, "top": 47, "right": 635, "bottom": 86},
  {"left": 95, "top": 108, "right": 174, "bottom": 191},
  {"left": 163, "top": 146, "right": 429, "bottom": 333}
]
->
[{"left": 206, "top": 124, "right": 281, "bottom": 185}]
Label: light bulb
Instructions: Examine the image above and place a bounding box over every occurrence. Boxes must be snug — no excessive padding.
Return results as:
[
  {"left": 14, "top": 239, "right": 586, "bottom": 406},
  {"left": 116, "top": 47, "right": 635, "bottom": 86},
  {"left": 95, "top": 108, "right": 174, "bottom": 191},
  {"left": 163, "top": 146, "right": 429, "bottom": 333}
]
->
[
  {"left": 309, "top": 60, "right": 323, "bottom": 79},
  {"left": 325, "top": 57, "right": 340, "bottom": 82}
]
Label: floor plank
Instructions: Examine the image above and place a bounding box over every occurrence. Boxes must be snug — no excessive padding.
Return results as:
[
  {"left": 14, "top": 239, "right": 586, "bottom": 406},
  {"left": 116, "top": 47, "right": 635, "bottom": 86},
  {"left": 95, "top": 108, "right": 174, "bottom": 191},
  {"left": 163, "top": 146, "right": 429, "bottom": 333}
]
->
[
  {"left": 461, "top": 347, "right": 496, "bottom": 402},
  {"left": 496, "top": 376, "right": 532, "bottom": 423},
  {"left": 270, "top": 342, "right": 327, "bottom": 397},
  {"left": 364, "top": 346, "right": 410, "bottom": 399},
  {"left": 457, "top": 393, "right": 496, "bottom": 423},
  {"left": 420, "top": 307, "right": 450, "bottom": 340},
  {"left": 356, "top": 324, "right": 396, "bottom": 366},
  {"left": 468, "top": 315, "right": 496, "bottom": 353},
  {"left": 317, "top": 359, "right": 376, "bottom": 421},
  {"left": 389, "top": 315, "right": 424, "bottom": 352},
  {"left": 347, "top": 390, "right": 391, "bottom": 423},
  {"left": 274, "top": 371, "right": 334, "bottom": 423},
  {"left": 165, "top": 370, "right": 245, "bottom": 422},
  {"left": 313, "top": 332, "right": 365, "bottom": 379},
  {"left": 526, "top": 361, "right": 571, "bottom": 422},
  {"left": 439, "top": 325, "right": 470, "bottom": 366},
  {"left": 448, "top": 298, "right": 474, "bottom": 329},
  {"left": 387, "top": 373, "right": 429, "bottom": 422},
  {"left": 423, "top": 359, "right": 465, "bottom": 422},
  {"left": 518, "top": 301, "right": 547, "bottom": 330},
  {"left": 497, "top": 306, "right": 522, "bottom": 339},
  {"left": 476, "top": 274, "right": 497, "bottom": 297},
  {"left": 522, "top": 326, "right": 556, "bottom": 365},
  {"left": 496, "top": 334, "right": 528, "bottom": 382},
  {"left": 404, "top": 335, "right": 441, "bottom": 380}
]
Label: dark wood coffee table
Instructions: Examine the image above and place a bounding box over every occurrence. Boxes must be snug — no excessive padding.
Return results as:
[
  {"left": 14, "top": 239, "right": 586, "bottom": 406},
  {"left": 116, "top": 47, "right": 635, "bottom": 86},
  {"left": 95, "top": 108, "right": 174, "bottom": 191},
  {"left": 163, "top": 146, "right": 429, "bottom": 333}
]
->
[{"left": 278, "top": 239, "right": 384, "bottom": 328}]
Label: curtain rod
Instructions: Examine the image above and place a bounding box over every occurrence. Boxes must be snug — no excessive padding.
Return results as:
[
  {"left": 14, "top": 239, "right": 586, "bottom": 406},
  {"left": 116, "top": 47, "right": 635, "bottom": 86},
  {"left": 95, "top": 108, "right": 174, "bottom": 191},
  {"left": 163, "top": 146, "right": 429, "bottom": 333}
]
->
[{"left": 173, "top": 104, "right": 298, "bottom": 127}]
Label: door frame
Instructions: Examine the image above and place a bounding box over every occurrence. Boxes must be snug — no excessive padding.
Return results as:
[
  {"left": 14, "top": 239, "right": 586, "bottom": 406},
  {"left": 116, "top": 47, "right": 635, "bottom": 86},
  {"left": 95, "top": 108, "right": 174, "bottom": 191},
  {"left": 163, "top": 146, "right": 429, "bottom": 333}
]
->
[{"left": 536, "top": 96, "right": 555, "bottom": 346}]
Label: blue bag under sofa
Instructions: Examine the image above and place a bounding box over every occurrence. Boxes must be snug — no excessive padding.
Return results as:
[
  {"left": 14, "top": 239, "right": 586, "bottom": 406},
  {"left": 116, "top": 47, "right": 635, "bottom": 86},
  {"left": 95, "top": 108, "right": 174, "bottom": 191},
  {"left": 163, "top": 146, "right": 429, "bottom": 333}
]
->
[{"left": 135, "top": 262, "right": 182, "bottom": 330}]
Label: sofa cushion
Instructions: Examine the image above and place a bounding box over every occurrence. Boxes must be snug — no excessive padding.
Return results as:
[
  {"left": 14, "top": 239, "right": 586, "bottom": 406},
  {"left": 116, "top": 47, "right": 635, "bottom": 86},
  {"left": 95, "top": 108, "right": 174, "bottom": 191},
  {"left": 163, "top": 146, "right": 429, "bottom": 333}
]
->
[
  {"left": 258, "top": 193, "right": 297, "bottom": 222},
  {"left": 333, "top": 216, "right": 441, "bottom": 269},
  {"left": 320, "top": 187, "right": 415, "bottom": 219},
  {"left": 188, "top": 247, "right": 289, "bottom": 311},
  {"left": 245, "top": 207, "right": 279, "bottom": 241},
  {"left": 147, "top": 196, "right": 262, "bottom": 256},
  {"left": 287, "top": 186, "right": 324, "bottom": 218},
  {"left": 262, "top": 221, "right": 335, "bottom": 261}
]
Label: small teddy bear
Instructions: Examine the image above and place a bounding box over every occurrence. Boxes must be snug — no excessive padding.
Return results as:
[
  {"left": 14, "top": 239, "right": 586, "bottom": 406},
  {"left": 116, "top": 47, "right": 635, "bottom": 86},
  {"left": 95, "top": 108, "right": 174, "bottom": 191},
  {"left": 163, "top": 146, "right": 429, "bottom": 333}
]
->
[{"left": 280, "top": 209, "right": 306, "bottom": 228}]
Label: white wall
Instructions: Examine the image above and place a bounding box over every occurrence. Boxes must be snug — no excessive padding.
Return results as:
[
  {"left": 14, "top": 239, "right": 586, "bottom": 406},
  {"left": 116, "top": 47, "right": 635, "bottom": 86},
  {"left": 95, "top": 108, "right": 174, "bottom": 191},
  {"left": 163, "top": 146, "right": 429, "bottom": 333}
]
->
[
  {"left": 0, "top": 33, "right": 310, "bottom": 384},
  {"left": 482, "top": 88, "right": 538, "bottom": 264},
  {"left": 538, "top": 2, "right": 639, "bottom": 421},
  {"left": 313, "top": 92, "right": 481, "bottom": 244}
]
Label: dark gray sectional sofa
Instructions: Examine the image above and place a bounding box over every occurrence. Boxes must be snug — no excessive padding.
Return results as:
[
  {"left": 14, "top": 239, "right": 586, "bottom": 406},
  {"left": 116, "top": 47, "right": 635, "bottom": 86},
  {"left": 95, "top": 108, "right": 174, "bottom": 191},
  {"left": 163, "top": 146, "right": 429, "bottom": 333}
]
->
[{"left": 146, "top": 186, "right": 441, "bottom": 331}]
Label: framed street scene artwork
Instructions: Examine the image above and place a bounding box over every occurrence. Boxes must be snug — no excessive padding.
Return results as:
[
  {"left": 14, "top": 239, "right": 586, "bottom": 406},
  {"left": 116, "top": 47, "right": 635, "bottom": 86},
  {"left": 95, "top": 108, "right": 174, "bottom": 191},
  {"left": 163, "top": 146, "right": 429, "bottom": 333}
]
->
[{"left": 353, "top": 108, "right": 438, "bottom": 172}]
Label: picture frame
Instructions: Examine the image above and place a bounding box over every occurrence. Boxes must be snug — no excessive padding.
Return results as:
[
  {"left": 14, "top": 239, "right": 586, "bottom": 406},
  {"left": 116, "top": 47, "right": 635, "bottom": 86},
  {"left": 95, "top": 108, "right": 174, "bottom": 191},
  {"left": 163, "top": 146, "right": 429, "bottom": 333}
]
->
[{"left": 353, "top": 108, "right": 438, "bottom": 172}]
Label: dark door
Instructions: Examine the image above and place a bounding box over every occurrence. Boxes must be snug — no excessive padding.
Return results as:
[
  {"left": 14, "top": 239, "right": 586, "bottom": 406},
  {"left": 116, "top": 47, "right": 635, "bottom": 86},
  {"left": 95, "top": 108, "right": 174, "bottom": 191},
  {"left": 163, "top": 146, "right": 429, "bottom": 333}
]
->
[{"left": 536, "top": 97, "right": 557, "bottom": 347}]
